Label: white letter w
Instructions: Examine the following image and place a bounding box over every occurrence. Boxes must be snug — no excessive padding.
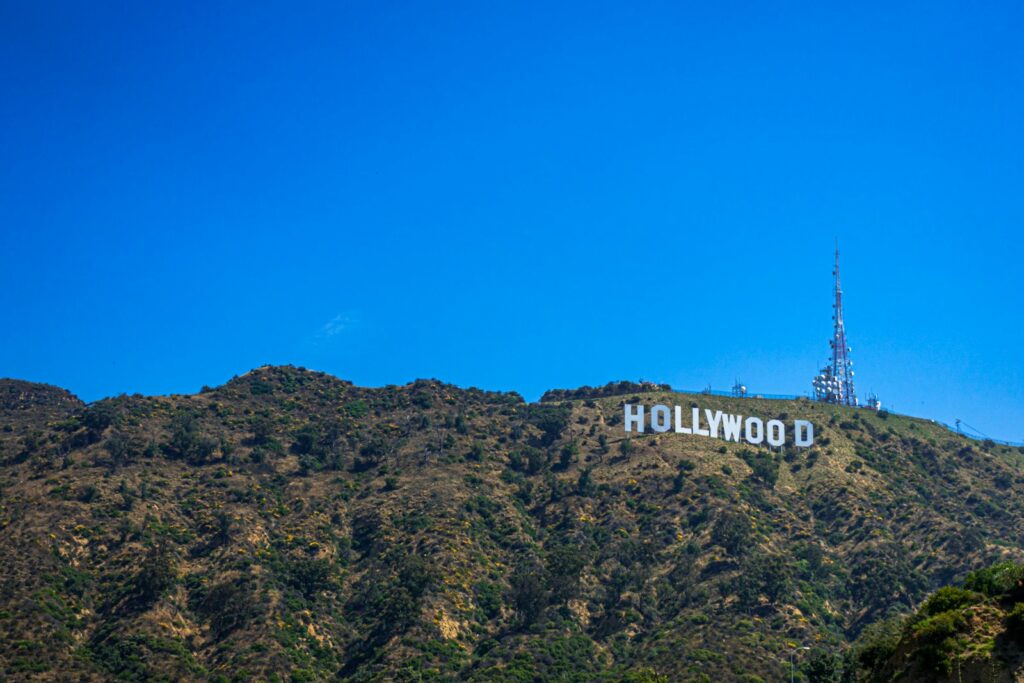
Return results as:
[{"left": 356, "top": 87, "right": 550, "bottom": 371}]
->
[{"left": 721, "top": 413, "right": 742, "bottom": 442}]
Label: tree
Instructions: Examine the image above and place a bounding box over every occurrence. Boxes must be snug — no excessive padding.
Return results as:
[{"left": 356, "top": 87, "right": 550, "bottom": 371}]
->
[
  {"left": 675, "top": 460, "right": 698, "bottom": 492},
  {"left": 802, "top": 648, "right": 842, "bottom": 683},
  {"left": 396, "top": 553, "right": 434, "bottom": 601},
  {"left": 963, "top": 561, "right": 1024, "bottom": 600},
  {"left": 132, "top": 543, "right": 176, "bottom": 609},
  {"left": 165, "top": 412, "right": 216, "bottom": 464},
  {"left": 284, "top": 556, "right": 333, "bottom": 599},
  {"left": 557, "top": 442, "right": 579, "bottom": 470},
  {"left": 352, "top": 509, "right": 382, "bottom": 554},
  {"left": 797, "top": 542, "right": 826, "bottom": 579},
  {"left": 711, "top": 510, "right": 750, "bottom": 555},
  {"left": 250, "top": 414, "right": 275, "bottom": 445},
  {"left": 349, "top": 551, "right": 436, "bottom": 640},
  {"left": 526, "top": 403, "right": 572, "bottom": 447},
  {"left": 292, "top": 424, "right": 320, "bottom": 455},
  {"left": 919, "top": 586, "right": 981, "bottom": 617},
  {"left": 509, "top": 562, "right": 547, "bottom": 627},
  {"left": 546, "top": 544, "right": 587, "bottom": 602},
  {"left": 104, "top": 431, "right": 134, "bottom": 468},
  {"left": 510, "top": 446, "right": 547, "bottom": 475},
  {"left": 740, "top": 448, "right": 779, "bottom": 488},
  {"left": 577, "top": 467, "right": 595, "bottom": 496},
  {"left": 82, "top": 401, "right": 118, "bottom": 441},
  {"left": 852, "top": 616, "right": 903, "bottom": 677},
  {"left": 728, "top": 552, "right": 793, "bottom": 610},
  {"left": 190, "top": 577, "right": 263, "bottom": 639},
  {"left": 475, "top": 581, "right": 502, "bottom": 619}
]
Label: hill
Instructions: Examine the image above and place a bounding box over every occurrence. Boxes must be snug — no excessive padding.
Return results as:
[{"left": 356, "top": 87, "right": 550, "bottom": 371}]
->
[
  {"left": 844, "top": 560, "right": 1024, "bottom": 682},
  {"left": 0, "top": 367, "right": 1023, "bottom": 682}
]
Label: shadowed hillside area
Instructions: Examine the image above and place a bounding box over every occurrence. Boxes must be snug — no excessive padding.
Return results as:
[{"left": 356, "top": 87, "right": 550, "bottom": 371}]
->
[{"left": 1, "top": 366, "right": 1023, "bottom": 682}]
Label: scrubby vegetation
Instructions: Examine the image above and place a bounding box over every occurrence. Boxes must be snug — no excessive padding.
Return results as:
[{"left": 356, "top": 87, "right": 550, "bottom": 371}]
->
[
  {"left": 1, "top": 368, "right": 1023, "bottom": 681},
  {"left": 838, "top": 561, "right": 1024, "bottom": 681}
]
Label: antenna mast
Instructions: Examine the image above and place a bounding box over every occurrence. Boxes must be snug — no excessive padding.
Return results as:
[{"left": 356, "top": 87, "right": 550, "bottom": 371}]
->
[{"left": 813, "top": 245, "right": 858, "bottom": 406}]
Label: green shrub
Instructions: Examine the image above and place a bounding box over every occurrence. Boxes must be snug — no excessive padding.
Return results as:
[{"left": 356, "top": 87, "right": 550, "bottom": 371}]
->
[
  {"left": 739, "top": 449, "right": 779, "bottom": 488},
  {"left": 912, "top": 610, "right": 966, "bottom": 673},
  {"left": 711, "top": 510, "right": 750, "bottom": 555},
  {"left": 282, "top": 556, "right": 333, "bottom": 599},
  {"left": 468, "top": 441, "right": 486, "bottom": 461},
  {"left": 345, "top": 400, "right": 368, "bottom": 418},
  {"left": 802, "top": 647, "right": 842, "bottom": 682},
  {"left": 919, "top": 586, "right": 982, "bottom": 618},
  {"left": 475, "top": 581, "right": 502, "bottom": 619},
  {"left": 132, "top": 544, "right": 177, "bottom": 608},
  {"left": 730, "top": 553, "right": 792, "bottom": 608},
  {"left": 671, "top": 460, "right": 696, "bottom": 493},
  {"left": 164, "top": 412, "right": 217, "bottom": 464},
  {"left": 557, "top": 442, "right": 579, "bottom": 469},
  {"left": 77, "top": 484, "right": 98, "bottom": 503},
  {"left": 82, "top": 402, "right": 117, "bottom": 435},
  {"left": 577, "top": 467, "right": 595, "bottom": 496},
  {"left": 525, "top": 403, "right": 571, "bottom": 446},
  {"left": 963, "top": 562, "right": 1024, "bottom": 600},
  {"left": 854, "top": 616, "right": 903, "bottom": 675},
  {"left": 508, "top": 564, "right": 547, "bottom": 627},
  {"left": 250, "top": 379, "right": 273, "bottom": 395},
  {"left": 190, "top": 577, "right": 263, "bottom": 639},
  {"left": 546, "top": 544, "right": 587, "bottom": 602}
]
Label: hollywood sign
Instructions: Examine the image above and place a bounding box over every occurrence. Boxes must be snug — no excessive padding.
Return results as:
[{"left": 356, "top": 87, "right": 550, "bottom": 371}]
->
[{"left": 623, "top": 403, "right": 814, "bottom": 448}]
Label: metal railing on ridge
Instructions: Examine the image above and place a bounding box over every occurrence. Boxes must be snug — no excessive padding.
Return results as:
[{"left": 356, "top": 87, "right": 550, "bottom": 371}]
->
[{"left": 668, "top": 387, "right": 1024, "bottom": 448}]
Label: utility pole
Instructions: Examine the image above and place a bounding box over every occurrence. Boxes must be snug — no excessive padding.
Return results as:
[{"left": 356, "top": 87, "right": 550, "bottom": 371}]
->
[{"left": 789, "top": 646, "right": 810, "bottom": 683}]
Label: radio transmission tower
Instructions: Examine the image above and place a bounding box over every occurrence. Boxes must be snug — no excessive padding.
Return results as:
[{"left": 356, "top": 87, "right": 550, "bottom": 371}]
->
[{"left": 813, "top": 245, "right": 858, "bottom": 406}]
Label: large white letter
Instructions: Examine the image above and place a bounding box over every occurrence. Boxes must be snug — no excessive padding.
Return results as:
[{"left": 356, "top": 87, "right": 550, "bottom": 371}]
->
[
  {"left": 651, "top": 405, "right": 671, "bottom": 432},
  {"left": 794, "top": 420, "right": 814, "bottom": 447},
  {"left": 744, "top": 417, "right": 764, "bottom": 445},
  {"left": 766, "top": 419, "right": 785, "bottom": 447},
  {"left": 674, "top": 406, "right": 692, "bottom": 434},
  {"left": 692, "top": 407, "right": 710, "bottom": 437},
  {"left": 624, "top": 404, "right": 645, "bottom": 433},
  {"left": 705, "top": 409, "right": 725, "bottom": 439},
  {"left": 722, "top": 413, "right": 742, "bottom": 442}
]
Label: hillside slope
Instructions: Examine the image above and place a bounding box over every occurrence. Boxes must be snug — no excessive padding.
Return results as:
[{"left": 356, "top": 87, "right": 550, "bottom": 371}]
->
[
  {"left": 845, "top": 561, "right": 1024, "bottom": 682},
  {"left": 0, "top": 367, "right": 1022, "bottom": 682}
]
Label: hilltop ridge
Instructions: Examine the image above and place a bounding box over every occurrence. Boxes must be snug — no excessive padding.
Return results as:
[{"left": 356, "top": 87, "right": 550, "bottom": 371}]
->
[
  {"left": 1, "top": 365, "right": 1023, "bottom": 681},
  {"left": 0, "top": 378, "right": 83, "bottom": 415}
]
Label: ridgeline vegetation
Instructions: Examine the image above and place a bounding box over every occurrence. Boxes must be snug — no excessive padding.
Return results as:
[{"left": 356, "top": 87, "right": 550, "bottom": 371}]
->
[{"left": 1, "top": 367, "right": 1023, "bottom": 681}]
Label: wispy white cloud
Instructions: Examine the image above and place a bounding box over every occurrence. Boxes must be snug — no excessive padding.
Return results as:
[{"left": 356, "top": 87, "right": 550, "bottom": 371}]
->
[{"left": 320, "top": 313, "right": 354, "bottom": 338}]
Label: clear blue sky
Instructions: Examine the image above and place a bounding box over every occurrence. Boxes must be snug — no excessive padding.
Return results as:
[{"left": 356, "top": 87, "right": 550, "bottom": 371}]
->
[{"left": 1, "top": 2, "right": 1021, "bottom": 441}]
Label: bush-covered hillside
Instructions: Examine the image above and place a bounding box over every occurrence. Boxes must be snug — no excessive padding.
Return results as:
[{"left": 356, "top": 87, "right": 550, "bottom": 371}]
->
[
  {"left": 1, "top": 366, "right": 1023, "bottom": 681},
  {"left": 840, "top": 561, "right": 1024, "bottom": 682}
]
